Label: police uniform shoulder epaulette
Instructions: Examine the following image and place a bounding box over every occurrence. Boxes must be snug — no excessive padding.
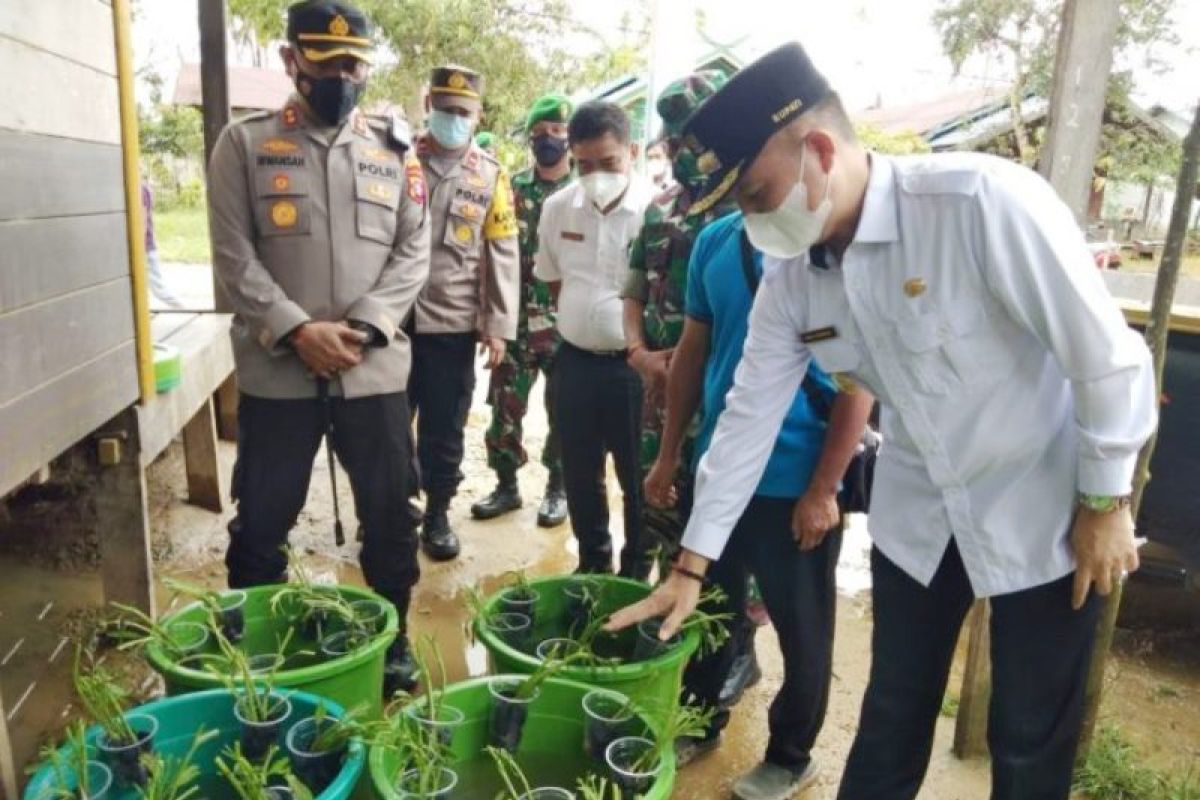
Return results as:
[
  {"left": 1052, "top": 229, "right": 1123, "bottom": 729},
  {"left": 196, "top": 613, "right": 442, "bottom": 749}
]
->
[
  {"left": 897, "top": 154, "right": 984, "bottom": 197},
  {"left": 235, "top": 109, "right": 276, "bottom": 126},
  {"left": 474, "top": 145, "right": 501, "bottom": 168},
  {"left": 365, "top": 111, "right": 412, "bottom": 153}
]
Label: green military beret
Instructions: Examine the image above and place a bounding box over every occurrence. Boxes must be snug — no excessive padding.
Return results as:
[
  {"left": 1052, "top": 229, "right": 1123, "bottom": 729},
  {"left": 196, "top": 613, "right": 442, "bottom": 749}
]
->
[
  {"left": 656, "top": 70, "right": 729, "bottom": 138},
  {"left": 475, "top": 131, "right": 496, "bottom": 151},
  {"left": 525, "top": 93, "right": 573, "bottom": 133}
]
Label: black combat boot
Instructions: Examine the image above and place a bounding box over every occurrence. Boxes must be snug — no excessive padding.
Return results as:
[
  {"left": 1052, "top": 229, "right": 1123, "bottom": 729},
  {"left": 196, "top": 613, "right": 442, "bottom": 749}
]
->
[
  {"left": 420, "top": 494, "right": 460, "bottom": 561},
  {"left": 383, "top": 634, "right": 420, "bottom": 697},
  {"left": 470, "top": 471, "right": 522, "bottom": 520},
  {"left": 718, "top": 625, "right": 763, "bottom": 709},
  {"left": 536, "top": 471, "right": 568, "bottom": 528}
]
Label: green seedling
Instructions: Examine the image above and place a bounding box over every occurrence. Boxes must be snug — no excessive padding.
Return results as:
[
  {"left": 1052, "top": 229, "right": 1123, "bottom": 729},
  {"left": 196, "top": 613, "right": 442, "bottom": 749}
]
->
[
  {"left": 208, "top": 626, "right": 291, "bottom": 722},
  {"left": 633, "top": 700, "right": 715, "bottom": 772},
  {"left": 33, "top": 721, "right": 93, "bottom": 800},
  {"left": 104, "top": 603, "right": 206, "bottom": 662},
  {"left": 136, "top": 728, "right": 218, "bottom": 800},
  {"left": 72, "top": 646, "right": 136, "bottom": 744},
  {"left": 486, "top": 746, "right": 534, "bottom": 800},
  {"left": 215, "top": 743, "right": 300, "bottom": 800},
  {"left": 307, "top": 702, "right": 391, "bottom": 752},
  {"left": 576, "top": 773, "right": 622, "bottom": 800}
]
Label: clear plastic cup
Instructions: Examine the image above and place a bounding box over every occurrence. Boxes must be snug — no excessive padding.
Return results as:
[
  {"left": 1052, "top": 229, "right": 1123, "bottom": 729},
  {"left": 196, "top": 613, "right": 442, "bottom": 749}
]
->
[
  {"left": 488, "top": 677, "right": 539, "bottom": 753},
  {"left": 395, "top": 766, "right": 458, "bottom": 799},
  {"left": 582, "top": 689, "right": 636, "bottom": 761},
  {"left": 405, "top": 701, "right": 467, "bottom": 749},
  {"left": 535, "top": 637, "right": 582, "bottom": 661},
  {"left": 605, "top": 736, "right": 661, "bottom": 798},
  {"left": 96, "top": 714, "right": 157, "bottom": 788},
  {"left": 233, "top": 691, "right": 291, "bottom": 761}
]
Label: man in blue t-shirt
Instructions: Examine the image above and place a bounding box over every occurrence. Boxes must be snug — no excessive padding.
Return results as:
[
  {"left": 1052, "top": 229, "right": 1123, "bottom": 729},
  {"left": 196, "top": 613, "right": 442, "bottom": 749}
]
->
[{"left": 643, "top": 212, "right": 874, "bottom": 800}]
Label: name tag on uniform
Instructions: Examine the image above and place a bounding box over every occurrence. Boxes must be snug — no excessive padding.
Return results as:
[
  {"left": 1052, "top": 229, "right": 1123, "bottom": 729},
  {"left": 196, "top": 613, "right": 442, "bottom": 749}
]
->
[
  {"left": 800, "top": 326, "right": 838, "bottom": 344},
  {"left": 561, "top": 231, "right": 585, "bottom": 242}
]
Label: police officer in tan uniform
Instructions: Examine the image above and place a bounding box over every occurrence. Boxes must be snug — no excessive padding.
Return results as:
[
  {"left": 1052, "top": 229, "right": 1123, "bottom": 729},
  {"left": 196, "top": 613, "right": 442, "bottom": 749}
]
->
[
  {"left": 410, "top": 65, "right": 520, "bottom": 561},
  {"left": 207, "top": 0, "right": 429, "bottom": 694}
]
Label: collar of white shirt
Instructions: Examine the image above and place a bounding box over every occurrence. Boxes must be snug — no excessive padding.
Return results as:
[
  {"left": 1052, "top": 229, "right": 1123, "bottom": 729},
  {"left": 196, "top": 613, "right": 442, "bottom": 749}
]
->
[{"left": 810, "top": 154, "right": 900, "bottom": 272}]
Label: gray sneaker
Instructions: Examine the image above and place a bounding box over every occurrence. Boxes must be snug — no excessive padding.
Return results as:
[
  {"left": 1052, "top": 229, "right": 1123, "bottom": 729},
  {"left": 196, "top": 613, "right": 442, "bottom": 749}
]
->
[{"left": 732, "top": 761, "right": 820, "bottom": 800}]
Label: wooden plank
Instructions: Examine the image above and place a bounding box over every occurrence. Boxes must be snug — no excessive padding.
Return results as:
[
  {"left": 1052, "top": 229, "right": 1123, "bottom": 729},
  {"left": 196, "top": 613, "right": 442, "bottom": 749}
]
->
[
  {"left": 0, "top": 341, "right": 137, "bottom": 499},
  {"left": 953, "top": 600, "right": 992, "bottom": 759},
  {"left": 200, "top": 0, "right": 234, "bottom": 313},
  {"left": 136, "top": 313, "right": 234, "bottom": 464},
  {"left": 0, "top": 278, "right": 134, "bottom": 407},
  {"left": 95, "top": 405, "right": 155, "bottom": 614},
  {"left": 0, "top": 680, "right": 16, "bottom": 800},
  {"left": 150, "top": 311, "right": 200, "bottom": 342},
  {"left": 215, "top": 373, "right": 238, "bottom": 441},
  {"left": 0, "top": 131, "right": 125, "bottom": 221},
  {"left": 0, "top": 1, "right": 117, "bottom": 76},
  {"left": 0, "top": 213, "right": 128, "bottom": 313},
  {"left": 0, "top": 37, "right": 121, "bottom": 144},
  {"left": 182, "top": 396, "right": 223, "bottom": 512}
]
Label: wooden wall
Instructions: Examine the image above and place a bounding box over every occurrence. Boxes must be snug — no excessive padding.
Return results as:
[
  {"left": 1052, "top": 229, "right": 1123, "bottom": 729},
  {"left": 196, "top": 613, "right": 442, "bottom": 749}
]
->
[{"left": 0, "top": 1, "right": 138, "bottom": 497}]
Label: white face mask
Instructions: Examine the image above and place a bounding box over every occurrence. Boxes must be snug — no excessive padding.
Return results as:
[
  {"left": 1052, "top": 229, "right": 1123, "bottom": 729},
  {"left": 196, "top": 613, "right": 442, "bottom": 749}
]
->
[
  {"left": 743, "top": 145, "right": 832, "bottom": 259},
  {"left": 580, "top": 171, "right": 629, "bottom": 209}
]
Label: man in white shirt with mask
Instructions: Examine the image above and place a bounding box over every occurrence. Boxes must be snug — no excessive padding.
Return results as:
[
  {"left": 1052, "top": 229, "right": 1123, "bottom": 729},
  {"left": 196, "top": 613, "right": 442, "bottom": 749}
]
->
[
  {"left": 534, "top": 101, "right": 656, "bottom": 578},
  {"left": 609, "top": 43, "right": 1157, "bottom": 800}
]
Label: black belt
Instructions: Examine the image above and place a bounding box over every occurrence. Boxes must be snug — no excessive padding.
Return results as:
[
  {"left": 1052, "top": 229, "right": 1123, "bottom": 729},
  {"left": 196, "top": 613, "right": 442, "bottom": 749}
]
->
[{"left": 561, "top": 340, "right": 627, "bottom": 359}]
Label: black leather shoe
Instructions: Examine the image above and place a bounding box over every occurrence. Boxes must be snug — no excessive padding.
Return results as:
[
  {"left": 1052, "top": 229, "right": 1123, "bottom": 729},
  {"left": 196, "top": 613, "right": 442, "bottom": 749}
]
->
[
  {"left": 421, "top": 497, "right": 460, "bottom": 561},
  {"left": 471, "top": 477, "right": 522, "bottom": 520},
  {"left": 718, "top": 643, "right": 763, "bottom": 709},
  {"left": 536, "top": 477, "right": 568, "bottom": 528},
  {"left": 383, "top": 635, "right": 420, "bottom": 697}
]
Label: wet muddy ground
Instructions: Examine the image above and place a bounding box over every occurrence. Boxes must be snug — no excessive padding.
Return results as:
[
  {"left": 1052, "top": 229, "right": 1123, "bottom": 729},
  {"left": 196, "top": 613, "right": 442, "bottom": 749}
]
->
[{"left": 1, "top": 364, "right": 1197, "bottom": 797}]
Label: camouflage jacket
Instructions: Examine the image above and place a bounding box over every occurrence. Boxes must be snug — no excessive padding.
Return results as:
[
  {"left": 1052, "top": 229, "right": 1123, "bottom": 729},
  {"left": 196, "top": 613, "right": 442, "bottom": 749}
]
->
[
  {"left": 623, "top": 184, "right": 737, "bottom": 350},
  {"left": 511, "top": 166, "right": 572, "bottom": 351}
]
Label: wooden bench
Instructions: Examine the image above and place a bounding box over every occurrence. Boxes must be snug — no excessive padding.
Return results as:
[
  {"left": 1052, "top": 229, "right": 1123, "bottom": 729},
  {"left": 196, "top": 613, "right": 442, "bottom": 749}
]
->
[{"left": 91, "top": 312, "right": 236, "bottom": 620}]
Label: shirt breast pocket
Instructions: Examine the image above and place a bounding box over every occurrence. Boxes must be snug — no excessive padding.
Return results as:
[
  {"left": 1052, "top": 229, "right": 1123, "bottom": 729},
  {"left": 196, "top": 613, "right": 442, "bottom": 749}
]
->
[
  {"left": 442, "top": 197, "right": 484, "bottom": 255},
  {"left": 254, "top": 170, "right": 311, "bottom": 237},
  {"left": 896, "top": 302, "right": 1015, "bottom": 394},
  {"left": 355, "top": 175, "right": 399, "bottom": 245}
]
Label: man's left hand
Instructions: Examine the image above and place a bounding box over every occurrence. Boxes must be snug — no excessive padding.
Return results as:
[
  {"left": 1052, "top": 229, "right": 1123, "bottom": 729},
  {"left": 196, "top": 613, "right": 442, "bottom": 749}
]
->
[
  {"left": 1069, "top": 507, "right": 1140, "bottom": 609},
  {"left": 791, "top": 487, "right": 839, "bottom": 551},
  {"left": 480, "top": 337, "right": 507, "bottom": 369}
]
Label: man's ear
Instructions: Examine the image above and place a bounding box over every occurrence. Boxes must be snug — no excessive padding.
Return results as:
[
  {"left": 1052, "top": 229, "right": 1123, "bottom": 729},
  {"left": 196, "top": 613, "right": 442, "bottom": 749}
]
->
[
  {"left": 280, "top": 45, "right": 297, "bottom": 78},
  {"left": 807, "top": 129, "right": 837, "bottom": 175}
]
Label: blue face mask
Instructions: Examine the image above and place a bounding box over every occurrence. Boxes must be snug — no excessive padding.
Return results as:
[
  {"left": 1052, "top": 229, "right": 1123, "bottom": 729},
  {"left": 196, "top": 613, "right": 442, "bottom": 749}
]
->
[{"left": 428, "top": 109, "right": 474, "bottom": 150}]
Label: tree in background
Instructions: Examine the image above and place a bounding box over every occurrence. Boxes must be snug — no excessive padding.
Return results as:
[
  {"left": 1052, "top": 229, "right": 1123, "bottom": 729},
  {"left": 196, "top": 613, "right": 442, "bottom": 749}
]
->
[
  {"left": 138, "top": 70, "right": 206, "bottom": 209},
  {"left": 228, "top": 0, "right": 649, "bottom": 139},
  {"left": 855, "top": 124, "right": 932, "bottom": 156},
  {"left": 931, "top": 0, "right": 1179, "bottom": 174}
]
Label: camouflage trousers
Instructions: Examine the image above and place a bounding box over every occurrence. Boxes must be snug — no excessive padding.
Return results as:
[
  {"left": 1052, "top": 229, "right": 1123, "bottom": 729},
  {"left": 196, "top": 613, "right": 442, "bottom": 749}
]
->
[{"left": 484, "top": 333, "right": 562, "bottom": 479}]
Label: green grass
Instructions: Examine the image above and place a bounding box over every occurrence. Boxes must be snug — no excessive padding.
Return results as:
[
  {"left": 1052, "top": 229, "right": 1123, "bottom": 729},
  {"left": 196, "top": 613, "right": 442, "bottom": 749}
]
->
[
  {"left": 1073, "top": 724, "right": 1199, "bottom": 800},
  {"left": 155, "top": 206, "right": 211, "bottom": 264}
]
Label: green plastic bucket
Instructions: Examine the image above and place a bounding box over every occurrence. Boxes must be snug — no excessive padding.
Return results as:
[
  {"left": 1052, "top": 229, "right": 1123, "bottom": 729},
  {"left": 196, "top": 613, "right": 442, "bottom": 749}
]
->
[
  {"left": 146, "top": 584, "right": 397, "bottom": 718},
  {"left": 475, "top": 576, "right": 698, "bottom": 725},
  {"left": 368, "top": 675, "right": 675, "bottom": 800},
  {"left": 23, "top": 688, "right": 364, "bottom": 800}
]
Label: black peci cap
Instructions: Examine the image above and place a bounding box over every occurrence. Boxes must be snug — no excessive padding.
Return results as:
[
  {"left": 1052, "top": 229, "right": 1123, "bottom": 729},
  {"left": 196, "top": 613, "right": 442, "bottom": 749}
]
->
[
  {"left": 286, "top": 1, "right": 373, "bottom": 64},
  {"left": 682, "top": 42, "right": 831, "bottom": 216}
]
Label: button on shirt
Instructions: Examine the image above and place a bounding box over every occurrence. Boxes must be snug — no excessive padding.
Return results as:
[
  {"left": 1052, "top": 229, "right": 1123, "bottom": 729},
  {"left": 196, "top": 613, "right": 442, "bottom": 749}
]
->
[
  {"left": 534, "top": 176, "right": 653, "bottom": 351},
  {"left": 683, "top": 153, "right": 1157, "bottom": 598}
]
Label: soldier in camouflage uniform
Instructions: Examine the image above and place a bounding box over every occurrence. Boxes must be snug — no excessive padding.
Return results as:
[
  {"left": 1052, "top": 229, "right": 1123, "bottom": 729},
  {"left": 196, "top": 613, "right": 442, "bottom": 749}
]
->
[
  {"left": 622, "top": 71, "right": 737, "bottom": 555},
  {"left": 471, "top": 94, "right": 573, "bottom": 527},
  {"left": 623, "top": 71, "right": 764, "bottom": 715}
]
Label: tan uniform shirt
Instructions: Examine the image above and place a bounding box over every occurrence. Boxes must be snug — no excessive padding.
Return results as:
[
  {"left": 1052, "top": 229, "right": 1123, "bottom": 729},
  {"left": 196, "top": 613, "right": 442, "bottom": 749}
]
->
[
  {"left": 208, "top": 98, "right": 430, "bottom": 399},
  {"left": 414, "top": 136, "right": 520, "bottom": 340}
]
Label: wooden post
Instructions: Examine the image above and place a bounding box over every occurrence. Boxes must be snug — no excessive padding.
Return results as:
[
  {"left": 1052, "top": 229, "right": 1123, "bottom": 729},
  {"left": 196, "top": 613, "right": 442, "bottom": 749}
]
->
[
  {"left": 953, "top": 600, "right": 992, "bottom": 758},
  {"left": 182, "top": 396, "right": 223, "bottom": 512},
  {"left": 1078, "top": 100, "right": 1200, "bottom": 758},
  {"left": 215, "top": 373, "right": 238, "bottom": 441},
  {"left": 199, "top": 0, "right": 232, "bottom": 312},
  {"left": 0, "top": 682, "right": 16, "bottom": 800},
  {"left": 1038, "top": 0, "right": 1122, "bottom": 224},
  {"left": 94, "top": 406, "right": 156, "bottom": 615}
]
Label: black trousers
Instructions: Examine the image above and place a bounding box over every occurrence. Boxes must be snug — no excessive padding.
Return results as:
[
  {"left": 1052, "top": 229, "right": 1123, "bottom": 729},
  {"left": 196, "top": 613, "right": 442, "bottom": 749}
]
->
[
  {"left": 837, "top": 541, "right": 1101, "bottom": 800},
  {"left": 553, "top": 342, "right": 651, "bottom": 579},
  {"left": 225, "top": 391, "right": 419, "bottom": 615},
  {"left": 407, "top": 332, "right": 477, "bottom": 498},
  {"left": 684, "top": 495, "right": 841, "bottom": 772}
]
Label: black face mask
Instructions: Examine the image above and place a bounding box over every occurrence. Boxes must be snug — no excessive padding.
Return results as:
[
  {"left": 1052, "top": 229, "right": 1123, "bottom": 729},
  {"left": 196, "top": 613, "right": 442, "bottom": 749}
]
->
[
  {"left": 531, "top": 134, "right": 569, "bottom": 168},
  {"left": 297, "top": 71, "right": 364, "bottom": 127}
]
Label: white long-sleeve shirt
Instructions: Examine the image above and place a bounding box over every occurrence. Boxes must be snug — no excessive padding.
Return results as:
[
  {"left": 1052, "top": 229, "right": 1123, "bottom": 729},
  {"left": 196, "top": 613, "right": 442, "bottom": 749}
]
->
[{"left": 683, "top": 153, "right": 1157, "bottom": 597}]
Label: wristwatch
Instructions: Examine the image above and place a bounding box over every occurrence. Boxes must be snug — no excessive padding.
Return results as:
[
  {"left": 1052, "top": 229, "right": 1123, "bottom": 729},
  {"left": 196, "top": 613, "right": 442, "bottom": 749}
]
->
[{"left": 1078, "top": 493, "right": 1132, "bottom": 514}]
